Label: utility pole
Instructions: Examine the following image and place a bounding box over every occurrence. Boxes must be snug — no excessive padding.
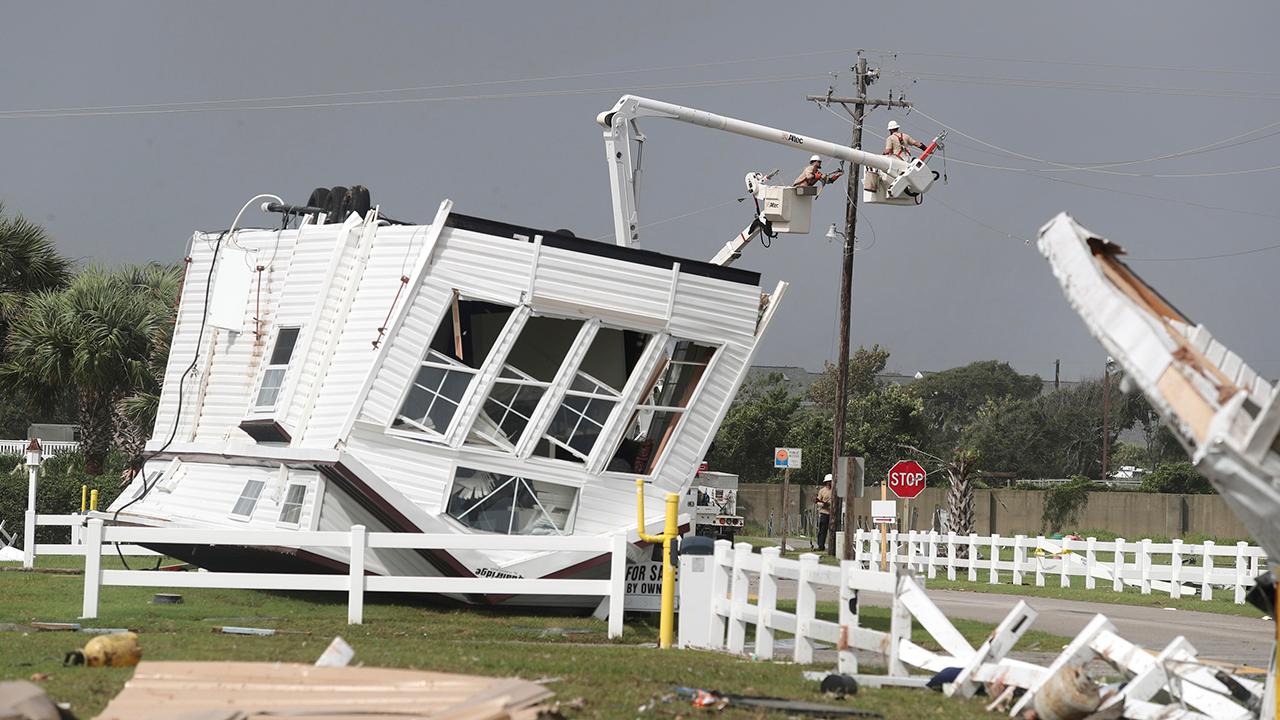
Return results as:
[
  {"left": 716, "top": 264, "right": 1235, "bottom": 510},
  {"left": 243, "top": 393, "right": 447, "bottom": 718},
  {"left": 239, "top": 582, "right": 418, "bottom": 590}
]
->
[
  {"left": 1101, "top": 356, "right": 1114, "bottom": 483},
  {"left": 1054, "top": 359, "right": 1060, "bottom": 390},
  {"left": 808, "top": 55, "right": 911, "bottom": 561}
]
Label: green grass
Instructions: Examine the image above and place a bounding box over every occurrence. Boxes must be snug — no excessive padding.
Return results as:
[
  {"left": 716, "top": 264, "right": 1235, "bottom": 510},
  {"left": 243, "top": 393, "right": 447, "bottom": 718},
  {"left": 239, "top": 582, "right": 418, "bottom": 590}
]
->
[{"left": 0, "top": 557, "right": 1001, "bottom": 719}]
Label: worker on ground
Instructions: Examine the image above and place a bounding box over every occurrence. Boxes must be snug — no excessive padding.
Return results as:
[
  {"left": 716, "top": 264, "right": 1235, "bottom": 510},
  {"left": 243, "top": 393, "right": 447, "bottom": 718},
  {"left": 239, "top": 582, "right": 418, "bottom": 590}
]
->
[
  {"left": 815, "top": 475, "right": 834, "bottom": 554},
  {"left": 793, "top": 155, "right": 843, "bottom": 188},
  {"left": 884, "top": 120, "right": 928, "bottom": 161}
]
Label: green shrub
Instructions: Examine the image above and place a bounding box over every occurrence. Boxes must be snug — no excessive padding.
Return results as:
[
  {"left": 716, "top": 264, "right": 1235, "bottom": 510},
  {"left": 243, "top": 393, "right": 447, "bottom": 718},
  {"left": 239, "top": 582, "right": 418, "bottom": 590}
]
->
[
  {"left": 1042, "top": 475, "right": 1097, "bottom": 534},
  {"left": 0, "top": 450, "right": 128, "bottom": 544},
  {"left": 1138, "top": 462, "right": 1214, "bottom": 494}
]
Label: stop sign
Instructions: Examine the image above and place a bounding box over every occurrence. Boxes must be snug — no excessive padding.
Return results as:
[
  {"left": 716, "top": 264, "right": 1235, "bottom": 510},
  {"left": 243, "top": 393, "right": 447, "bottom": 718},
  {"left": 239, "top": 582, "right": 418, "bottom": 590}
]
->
[{"left": 887, "top": 460, "right": 927, "bottom": 499}]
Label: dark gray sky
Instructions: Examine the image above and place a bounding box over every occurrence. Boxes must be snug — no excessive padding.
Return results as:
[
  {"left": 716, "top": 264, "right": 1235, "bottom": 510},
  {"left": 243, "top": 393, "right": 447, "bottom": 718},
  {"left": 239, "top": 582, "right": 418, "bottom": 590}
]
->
[{"left": 4, "top": 1, "right": 1277, "bottom": 380}]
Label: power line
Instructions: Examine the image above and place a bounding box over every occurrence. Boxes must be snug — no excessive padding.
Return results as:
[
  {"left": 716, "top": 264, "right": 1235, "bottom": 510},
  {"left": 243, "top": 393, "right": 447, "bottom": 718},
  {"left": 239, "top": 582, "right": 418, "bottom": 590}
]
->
[
  {"left": 0, "top": 72, "right": 825, "bottom": 120},
  {"left": 908, "top": 106, "right": 1280, "bottom": 178},
  {"left": 865, "top": 48, "right": 1278, "bottom": 78},
  {"left": 886, "top": 69, "right": 1280, "bottom": 101},
  {"left": 908, "top": 107, "right": 1280, "bottom": 172},
  {"left": 1127, "top": 243, "right": 1280, "bottom": 262},
  {"left": 0, "top": 46, "right": 866, "bottom": 119},
  {"left": 819, "top": 103, "right": 1280, "bottom": 221}
]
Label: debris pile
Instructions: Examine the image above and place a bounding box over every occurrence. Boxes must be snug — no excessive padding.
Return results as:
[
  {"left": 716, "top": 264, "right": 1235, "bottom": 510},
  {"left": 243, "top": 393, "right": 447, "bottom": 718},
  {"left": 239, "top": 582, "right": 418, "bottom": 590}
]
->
[{"left": 94, "top": 662, "right": 554, "bottom": 720}]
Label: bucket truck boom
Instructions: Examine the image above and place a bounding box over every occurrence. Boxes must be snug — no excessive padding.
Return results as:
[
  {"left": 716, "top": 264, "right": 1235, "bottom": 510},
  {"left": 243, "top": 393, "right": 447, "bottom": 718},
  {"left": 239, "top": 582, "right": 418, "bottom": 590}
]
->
[{"left": 596, "top": 94, "right": 941, "bottom": 254}]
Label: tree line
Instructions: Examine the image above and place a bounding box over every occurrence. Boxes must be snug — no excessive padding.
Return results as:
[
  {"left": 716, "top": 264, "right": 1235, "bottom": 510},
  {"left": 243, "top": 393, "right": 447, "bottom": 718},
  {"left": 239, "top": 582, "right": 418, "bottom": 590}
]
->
[
  {"left": 0, "top": 204, "right": 180, "bottom": 477},
  {"left": 705, "top": 347, "right": 1208, "bottom": 503}
]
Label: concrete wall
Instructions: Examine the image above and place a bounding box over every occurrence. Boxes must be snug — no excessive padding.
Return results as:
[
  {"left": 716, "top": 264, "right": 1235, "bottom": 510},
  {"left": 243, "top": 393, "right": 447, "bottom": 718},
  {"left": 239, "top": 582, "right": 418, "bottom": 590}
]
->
[{"left": 736, "top": 484, "right": 1251, "bottom": 541}]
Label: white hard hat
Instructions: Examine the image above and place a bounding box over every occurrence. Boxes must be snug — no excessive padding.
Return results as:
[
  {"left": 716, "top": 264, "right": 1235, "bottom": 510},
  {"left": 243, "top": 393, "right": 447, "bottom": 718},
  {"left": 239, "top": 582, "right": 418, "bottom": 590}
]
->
[
  {"left": 810, "top": 154, "right": 822, "bottom": 163},
  {"left": 887, "top": 120, "right": 900, "bottom": 131},
  {"left": 824, "top": 474, "right": 833, "bottom": 483}
]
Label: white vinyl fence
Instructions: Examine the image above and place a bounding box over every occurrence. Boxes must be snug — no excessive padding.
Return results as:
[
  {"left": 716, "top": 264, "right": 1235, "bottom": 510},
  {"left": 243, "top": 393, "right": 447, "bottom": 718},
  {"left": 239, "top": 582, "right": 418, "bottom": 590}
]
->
[
  {"left": 852, "top": 529, "right": 1266, "bottom": 604},
  {"left": 13, "top": 512, "right": 158, "bottom": 569},
  {"left": 77, "top": 519, "right": 628, "bottom": 637},
  {"left": 682, "top": 540, "right": 1259, "bottom": 719},
  {"left": 0, "top": 440, "right": 80, "bottom": 456}
]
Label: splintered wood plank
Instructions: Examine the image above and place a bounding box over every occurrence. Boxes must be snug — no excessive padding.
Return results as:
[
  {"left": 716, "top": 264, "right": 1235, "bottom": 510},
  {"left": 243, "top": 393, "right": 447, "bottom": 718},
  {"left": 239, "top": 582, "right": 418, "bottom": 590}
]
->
[
  {"left": 94, "top": 662, "right": 551, "bottom": 720},
  {"left": 1157, "top": 367, "right": 1213, "bottom": 444}
]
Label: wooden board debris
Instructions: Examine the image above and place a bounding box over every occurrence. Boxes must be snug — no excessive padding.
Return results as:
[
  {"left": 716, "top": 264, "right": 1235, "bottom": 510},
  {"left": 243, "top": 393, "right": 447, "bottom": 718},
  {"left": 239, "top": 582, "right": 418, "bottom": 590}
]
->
[{"left": 94, "top": 661, "right": 553, "bottom": 720}]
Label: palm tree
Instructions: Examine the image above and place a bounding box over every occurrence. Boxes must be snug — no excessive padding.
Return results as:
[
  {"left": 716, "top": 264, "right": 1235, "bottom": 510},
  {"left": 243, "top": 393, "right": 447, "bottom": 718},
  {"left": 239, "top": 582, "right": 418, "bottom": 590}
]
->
[
  {"left": 0, "top": 203, "right": 72, "bottom": 354},
  {"left": 0, "top": 265, "right": 180, "bottom": 474}
]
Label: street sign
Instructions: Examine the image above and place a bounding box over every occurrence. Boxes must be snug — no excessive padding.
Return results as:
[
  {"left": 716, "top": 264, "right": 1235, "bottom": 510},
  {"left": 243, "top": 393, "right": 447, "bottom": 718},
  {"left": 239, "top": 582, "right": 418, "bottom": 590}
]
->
[
  {"left": 871, "top": 500, "right": 897, "bottom": 524},
  {"left": 773, "top": 447, "right": 802, "bottom": 469},
  {"left": 887, "top": 460, "right": 927, "bottom": 499}
]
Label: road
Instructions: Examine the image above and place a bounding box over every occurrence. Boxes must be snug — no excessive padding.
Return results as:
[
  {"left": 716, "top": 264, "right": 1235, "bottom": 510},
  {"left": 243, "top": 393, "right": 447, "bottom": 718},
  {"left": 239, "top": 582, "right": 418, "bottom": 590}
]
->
[{"left": 748, "top": 576, "right": 1273, "bottom": 668}]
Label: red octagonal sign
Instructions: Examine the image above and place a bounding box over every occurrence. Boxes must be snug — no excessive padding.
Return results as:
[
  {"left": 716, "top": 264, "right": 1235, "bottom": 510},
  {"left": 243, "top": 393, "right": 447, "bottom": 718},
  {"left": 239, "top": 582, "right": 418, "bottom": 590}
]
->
[{"left": 887, "top": 460, "right": 927, "bottom": 499}]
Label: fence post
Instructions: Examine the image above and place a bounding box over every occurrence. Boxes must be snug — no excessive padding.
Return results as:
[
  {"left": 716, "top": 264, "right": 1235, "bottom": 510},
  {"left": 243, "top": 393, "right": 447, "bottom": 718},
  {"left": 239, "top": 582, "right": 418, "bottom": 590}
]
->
[
  {"left": 888, "top": 531, "right": 900, "bottom": 569},
  {"left": 946, "top": 531, "right": 956, "bottom": 581},
  {"left": 1113, "top": 538, "right": 1126, "bottom": 593},
  {"left": 347, "top": 525, "right": 367, "bottom": 624},
  {"left": 1034, "top": 535, "right": 1046, "bottom": 587},
  {"left": 72, "top": 513, "right": 84, "bottom": 546},
  {"left": 1059, "top": 537, "right": 1071, "bottom": 588},
  {"left": 1234, "top": 542, "right": 1248, "bottom": 605},
  {"left": 727, "top": 543, "right": 751, "bottom": 654},
  {"left": 967, "top": 533, "right": 978, "bottom": 582},
  {"left": 608, "top": 533, "right": 626, "bottom": 639},
  {"left": 888, "top": 568, "right": 911, "bottom": 677},
  {"left": 794, "top": 553, "right": 818, "bottom": 664},
  {"left": 989, "top": 533, "right": 1001, "bottom": 584},
  {"left": 853, "top": 529, "right": 863, "bottom": 567},
  {"left": 1012, "top": 535, "right": 1025, "bottom": 586},
  {"left": 927, "top": 530, "right": 939, "bottom": 579},
  {"left": 708, "top": 540, "right": 732, "bottom": 649},
  {"left": 22, "top": 509, "right": 36, "bottom": 569},
  {"left": 756, "top": 546, "right": 780, "bottom": 660},
  {"left": 906, "top": 530, "right": 918, "bottom": 571},
  {"left": 1170, "top": 539, "right": 1183, "bottom": 599},
  {"left": 1139, "top": 539, "right": 1152, "bottom": 595},
  {"left": 1085, "top": 537, "right": 1097, "bottom": 590},
  {"left": 1200, "top": 541, "right": 1214, "bottom": 601},
  {"left": 81, "top": 518, "right": 103, "bottom": 620},
  {"left": 837, "top": 560, "right": 858, "bottom": 675}
]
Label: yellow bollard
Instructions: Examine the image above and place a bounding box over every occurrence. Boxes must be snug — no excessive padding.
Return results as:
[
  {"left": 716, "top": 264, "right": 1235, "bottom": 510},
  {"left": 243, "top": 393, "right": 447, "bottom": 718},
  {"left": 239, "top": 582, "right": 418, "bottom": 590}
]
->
[
  {"left": 81, "top": 485, "right": 88, "bottom": 513},
  {"left": 635, "top": 479, "right": 679, "bottom": 649},
  {"left": 89, "top": 489, "right": 99, "bottom": 512}
]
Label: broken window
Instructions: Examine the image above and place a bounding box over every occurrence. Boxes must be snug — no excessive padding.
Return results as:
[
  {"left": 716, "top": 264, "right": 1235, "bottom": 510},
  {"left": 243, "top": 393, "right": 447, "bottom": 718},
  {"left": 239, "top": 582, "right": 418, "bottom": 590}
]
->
[
  {"left": 608, "top": 339, "right": 716, "bottom": 474},
  {"left": 254, "top": 327, "right": 301, "bottom": 410},
  {"left": 445, "top": 467, "right": 576, "bottom": 535},
  {"left": 536, "top": 327, "right": 651, "bottom": 463},
  {"left": 393, "top": 296, "right": 515, "bottom": 436},
  {"left": 278, "top": 483, "right": 307, "bottom": 526},
  {"left": 467, "top": 315, "right": 582, "bottom": 451},
  {"left": 230, "top": 479, "right": 266, "bottom": 519}
]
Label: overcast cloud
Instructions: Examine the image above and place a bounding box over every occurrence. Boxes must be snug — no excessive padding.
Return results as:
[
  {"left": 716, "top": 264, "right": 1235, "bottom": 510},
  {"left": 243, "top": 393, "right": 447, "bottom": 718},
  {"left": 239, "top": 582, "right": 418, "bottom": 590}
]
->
[{"left": 2, "top": 1, "right": 1276, "bottom": 381}]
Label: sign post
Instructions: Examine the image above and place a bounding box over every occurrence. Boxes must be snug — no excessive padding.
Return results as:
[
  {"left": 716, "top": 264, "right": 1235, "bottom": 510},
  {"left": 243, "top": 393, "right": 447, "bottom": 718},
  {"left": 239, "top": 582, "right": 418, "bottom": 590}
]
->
[
  {"left": 884, "top": 460, "right": 927, "bottom": 571},
  {"left": 773, "top": 448, "right": 802, "bottom": 552}
]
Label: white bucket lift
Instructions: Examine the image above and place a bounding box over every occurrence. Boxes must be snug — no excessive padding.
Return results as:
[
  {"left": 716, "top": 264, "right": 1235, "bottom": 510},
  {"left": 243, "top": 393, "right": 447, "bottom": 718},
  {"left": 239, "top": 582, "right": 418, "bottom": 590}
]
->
[
  {"left": 863, "top": 133, "right": 946, "bottom": 206},
  {"left": 757, "top": 184, "right": 816, "bottom": 234}
]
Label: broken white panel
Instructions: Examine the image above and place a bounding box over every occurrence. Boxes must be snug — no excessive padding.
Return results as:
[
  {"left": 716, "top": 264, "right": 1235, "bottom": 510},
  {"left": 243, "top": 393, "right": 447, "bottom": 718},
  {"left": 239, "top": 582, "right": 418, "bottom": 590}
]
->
[
  {"left": 947, "top": 600, "right": 1037, "bottom": 699},
  {"left": 207, "top": 246, "right": 256, "bottom": 332},
  {"left": 1009, "top": 614, "right": 1114, "bottom": 717}
]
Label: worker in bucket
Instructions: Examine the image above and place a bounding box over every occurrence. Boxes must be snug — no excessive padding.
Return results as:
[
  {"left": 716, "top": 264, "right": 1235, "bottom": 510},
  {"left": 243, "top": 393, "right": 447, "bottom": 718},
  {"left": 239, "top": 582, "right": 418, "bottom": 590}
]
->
[
  {"left": 815, "top": 475, "right": 834, "bottom": 553},
  {"left": 793, "top": 155, "right": 843, "bottom": 188},
  {"left": 884, "top": 120, "right": 928, "bottom": 161}
]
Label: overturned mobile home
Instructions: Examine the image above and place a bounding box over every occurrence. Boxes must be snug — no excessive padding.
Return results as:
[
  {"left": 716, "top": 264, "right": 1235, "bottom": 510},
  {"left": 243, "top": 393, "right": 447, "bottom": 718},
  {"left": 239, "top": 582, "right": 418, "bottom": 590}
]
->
[{"left": 106, "top": 197, "right": 785, "bottom": 588}]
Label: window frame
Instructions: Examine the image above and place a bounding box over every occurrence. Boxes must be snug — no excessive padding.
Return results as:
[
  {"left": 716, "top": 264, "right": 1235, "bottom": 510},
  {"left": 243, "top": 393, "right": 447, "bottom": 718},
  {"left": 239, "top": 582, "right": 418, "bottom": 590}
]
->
[
  {"left": 276, "top": 482, "right": 308, "bottom": 527},
  {"left": 229, "top": 478, "right": 267, "bottom": 521},
  {"left": 441, "top": 465, "right": 581, "bottom": 536},
  {"left": 252, "top": 326, "right": 303, "bottom": 412},
  {"left": 387, "top": 296, "right": 522, "bottom": 443},
  {"left": 604, "top": 337, "right": 720, "bottom": 477}
]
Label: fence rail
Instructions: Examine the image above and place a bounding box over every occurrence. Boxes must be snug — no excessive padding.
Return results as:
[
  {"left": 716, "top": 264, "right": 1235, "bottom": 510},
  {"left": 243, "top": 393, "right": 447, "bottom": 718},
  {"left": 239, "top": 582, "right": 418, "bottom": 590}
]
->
[
  {"left": 77, "top": 519, "right": 627, "bottom": 637},
  {"left": 0, "top": 440, "right": 80, "bottom": 456},
  {"left": 852, "top": 529, "right": 1266, "bottom": 604}
]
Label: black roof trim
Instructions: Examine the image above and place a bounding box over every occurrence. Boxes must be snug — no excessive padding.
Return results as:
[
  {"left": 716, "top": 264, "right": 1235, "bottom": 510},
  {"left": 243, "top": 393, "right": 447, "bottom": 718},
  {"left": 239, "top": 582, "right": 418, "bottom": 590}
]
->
[{"left": 444, "top": 213, "right": 762, "bottom": 286}]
